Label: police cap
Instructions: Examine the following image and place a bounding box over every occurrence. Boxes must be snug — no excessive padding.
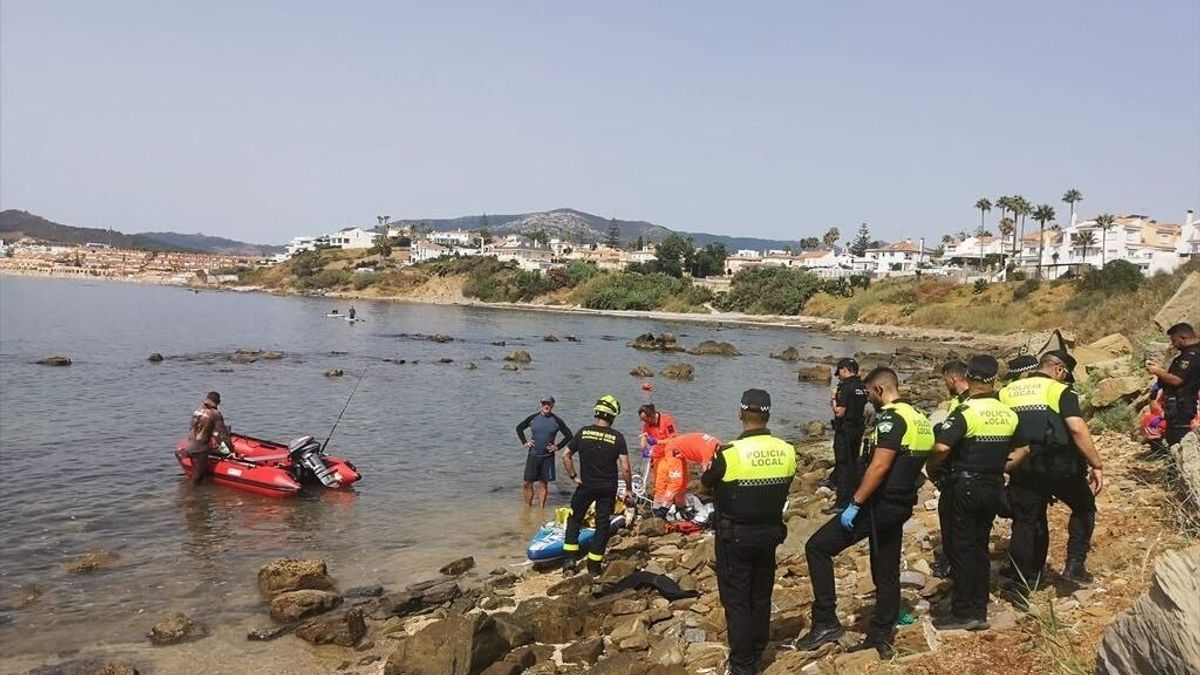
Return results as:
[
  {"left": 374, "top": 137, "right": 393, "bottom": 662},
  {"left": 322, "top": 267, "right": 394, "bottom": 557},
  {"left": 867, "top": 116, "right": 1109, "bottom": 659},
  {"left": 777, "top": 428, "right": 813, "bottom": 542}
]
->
[
  {"left": 740, "top": 388, "right": 772, "bottom": 412},
  {"left": 966, "top": 355, "right": 999, "bottom": 383}
]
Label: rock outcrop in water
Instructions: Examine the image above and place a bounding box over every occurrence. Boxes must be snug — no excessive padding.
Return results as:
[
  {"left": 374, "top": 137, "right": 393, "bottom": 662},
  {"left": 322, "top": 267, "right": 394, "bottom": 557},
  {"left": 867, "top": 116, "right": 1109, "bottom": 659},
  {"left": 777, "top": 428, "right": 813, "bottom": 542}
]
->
[
  {"left": 504, "top": 350, "right": 532, "bottom": 363},
  {"left": 687, "top": 340, "right": 740, "bottom": 356},
  {"left": 660, "top": 363, "right": 695, "bottom": 380},
  {"left": 147, "top": 612, "right": 209, "bottom": 646},
  {"left": 65, "top": 550, "right": 120, "bottom": 574},
  {"left": 257, "top": 558, "right": 336, "bottom": 599},
  {"left": 36, "top": 355, "right": 72, "bottom": 366},
  {"left": 628, "top": 333, "right": 685, "bottom": 352}
]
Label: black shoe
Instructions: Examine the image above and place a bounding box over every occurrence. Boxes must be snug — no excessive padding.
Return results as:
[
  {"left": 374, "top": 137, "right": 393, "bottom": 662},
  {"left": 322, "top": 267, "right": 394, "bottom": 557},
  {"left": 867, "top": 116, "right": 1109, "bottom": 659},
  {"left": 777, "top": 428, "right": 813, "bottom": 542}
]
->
[
  {"left": 586, "top": 559, "right": 603, "bottom": 577},
  {"left": 849, "top": 640, "right": 895, "bottom": 659},
  {"left": 792, "top": 622, "right": 844, "bottom": 651},
  {"left": 998, "top": 581, "right": 1031, "bottom": 612},
  {"left": 932, "top": 615, "right": 989, "bottom": 631},
  {"left": 723, "top": 663, "right": 758, "bottom": 675},
  {"left": 821, "top": 505, "right": 846, "bottom": 516},
  {"left": 561, "top": 557, "right": 578, "bottom": 576},
  {"left": 1062, "top": 560, "right": 1094, "bottom": 585},
  {"left": 931, "top": 560, "right": 953, "bottom": 579}
]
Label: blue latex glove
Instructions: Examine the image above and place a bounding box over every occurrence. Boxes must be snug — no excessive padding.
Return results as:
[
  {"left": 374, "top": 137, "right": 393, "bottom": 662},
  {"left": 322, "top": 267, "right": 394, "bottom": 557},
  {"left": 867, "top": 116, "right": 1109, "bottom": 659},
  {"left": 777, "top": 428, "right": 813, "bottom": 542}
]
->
[
  {"left": 840, "top": 503, "right": 860, "bottom": 531},
  {"left": 646, "top": 437, "right": 657, "bottom": 446}
]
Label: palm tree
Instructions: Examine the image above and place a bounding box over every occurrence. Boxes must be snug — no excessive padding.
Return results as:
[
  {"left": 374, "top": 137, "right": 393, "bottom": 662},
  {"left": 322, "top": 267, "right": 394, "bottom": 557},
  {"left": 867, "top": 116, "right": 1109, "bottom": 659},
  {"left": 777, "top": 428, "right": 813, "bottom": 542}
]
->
[
  {"left": 998, "top": 217, "right": 1015, "bottom": 266},
  {"left": 975, "top": 198, "right": 993, "bottom": 234},
  {"left": 1074, "top": 229, "right": 1097, "bottom": 265},
  {"left": 1095, "top": 214, "right": 1115, "bottom": 267},
  {"left": 1062, "top": 189, "right": 1083, "bottom": 226},
  {"left": 996, "top": 196, "right": 1015, "bottom": 257},
  {"left": 1012, "top": 195, "right": 1031, "bottom": 265},
  {"left": 1032, "top": 204, "right": 1056, "bottom": 280}
]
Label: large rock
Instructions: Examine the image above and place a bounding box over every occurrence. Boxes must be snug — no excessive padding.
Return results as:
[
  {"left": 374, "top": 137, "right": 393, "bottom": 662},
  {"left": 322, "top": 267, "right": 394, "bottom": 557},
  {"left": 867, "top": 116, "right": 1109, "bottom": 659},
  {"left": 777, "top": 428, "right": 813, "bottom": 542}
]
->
[
  {"left": 384, "top": 613, "right": 512, "bottom": 675},
  {"left": 65, "top": 550, "right": 120, "bottom": 574},
  {"left": 660, "top": 363, "right": 694, "bottom": 380},
  {"left": 797, "top": 364, "right": 831, "bottom": 382},
  {"left": 504, "top": 350, "right": 532, "bottom": 363},
  {"left": 256, "top": 558, "right": 335, "bottom": 599},
  {"left": 147, "top": 612, "right": 209, "bottom": 646},
  {"left": 268, "top": 589, "right": 342, "bottom": 623},
  {"left": 629, "top": 333, "right": 685, "bottom": 352},
  {"left": 630, "top": 365, "right": 654, "bottom": 377},
  {"left": 512, "top": 595, "right": 585, "bottom": 643},
  {"left": 1153, "top": 271, "right": 1200, "bottom": 331},
  {"left": 769, "top": 346, "right": 800, "bottom": 362},
  {"left": 36, "top": 356, "right": 72, "bottom": 366},
  {"left": 1097, "top": 544, "right": 1200, "bottom": 674},
  {"left": 28, "top": 659, "right": 140, "bottom": 675},
  {"left": 562, "top": 636, "right": 605, "bottom": 665},
  {"left": 1084, "top": 333, "right": 1134, "bottom": 358},
  {"left": 439, "top": 556, "right": 475, "bottom": 576},
  {"left": 294, "top": 607, "right": 366, "bottom": 647},
  {"left": 687, "top": 340, "right": 740, "bottom": 356},
  {"left": 1170, "top": 432, "right": 1200, "bottom": 514},
  {"left": 1090, "top": 376, "right": 1147, "bottom": 408}
]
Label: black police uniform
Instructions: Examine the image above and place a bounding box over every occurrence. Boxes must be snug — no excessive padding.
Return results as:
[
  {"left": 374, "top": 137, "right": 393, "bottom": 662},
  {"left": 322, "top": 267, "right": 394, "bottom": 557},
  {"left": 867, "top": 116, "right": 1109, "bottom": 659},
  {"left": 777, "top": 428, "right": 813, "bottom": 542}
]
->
[
  {"left": 1163, "top": 343, "right": 1200, "bottom": 445},
  {"left": 804, "top": 400, "right": 933, "bottom": 650},
  {"left": 933, "top": 390, "right": 970, "bottom": 577},
  {"left": 999, "top": 373, "right": 1095, "bottom": 585},
  {"left": 701, "top": 389, "right": 796, "bottom": 675},
  {"left": 832, "top": 373, "right": 868, "bottom": 508},
  {"left": 934, "top": 393, "right": 1026, "bottom": 624}
]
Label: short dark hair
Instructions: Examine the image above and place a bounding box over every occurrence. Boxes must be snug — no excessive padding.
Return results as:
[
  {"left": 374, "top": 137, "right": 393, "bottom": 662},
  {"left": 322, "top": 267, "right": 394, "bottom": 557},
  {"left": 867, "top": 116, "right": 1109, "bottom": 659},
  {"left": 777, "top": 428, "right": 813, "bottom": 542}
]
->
[
  {"left": 864, "top": 366, "right": 899, "bottom": 389},
  {"left": 941, "top": 361, "right": 968, "bottom": 378},
  {"left": 637, "top": 404, "right": 656, "bottom": 417},
  {"left": 206, "top": 391, "right": 221, "bottom": 405},
  {"left": 1167, "top": 323, "right": 1195, "bottom": 338},
  {"left": 740, "top": 409, "right": 770, "bottom": 425}
]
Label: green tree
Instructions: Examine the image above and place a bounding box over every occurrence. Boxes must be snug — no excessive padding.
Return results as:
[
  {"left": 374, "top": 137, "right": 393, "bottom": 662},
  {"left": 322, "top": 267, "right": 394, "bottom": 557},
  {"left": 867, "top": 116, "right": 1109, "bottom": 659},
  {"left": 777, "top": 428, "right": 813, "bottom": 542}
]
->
[
  {"left": 654, "top": 233, "right": 695, "bottom": 278},
  {"left": 998, "top": 217, "right": 1015, "bottom": 265},
  {"left": 1032, "top": 203, "right": 1056, "bottom": 280},
  {"left": 995, "top": 196, "right": 1016, "bottom": 257},
  {"left": 799, "top": 236, "right": 820, "bottom": 249},
  {"left": 975, "top": 198, "right": 992, "bottom": 234},
  {"left": 849, "top": 223, "right": 871, "bottom": 257},
  {"left": 1012, "top": 195, "right": 1031, "bottom": 262},
  {"left": 1062, "top": 189, "right": 1083, "bottom": 226},
  {"left": 1074, "top": 229, "right": 1097, "bottom": 265},
  {"left": 369, "top": 234, "right": 392, "bottom": 258},
  {"left": 822, "top": 227, "right": 840, "bottom": 249},
  {"left": 606, "top": 219, "right": 621, "bottom": 248},
  {"left": 1095, "top": 214, "right": 1116, "bottom": 267},
  {"left": 693, "top": 243, "right": 727, "bottom": 277},
  {"left": 635, "top": 235, "right": 644, "bottom": 251}
]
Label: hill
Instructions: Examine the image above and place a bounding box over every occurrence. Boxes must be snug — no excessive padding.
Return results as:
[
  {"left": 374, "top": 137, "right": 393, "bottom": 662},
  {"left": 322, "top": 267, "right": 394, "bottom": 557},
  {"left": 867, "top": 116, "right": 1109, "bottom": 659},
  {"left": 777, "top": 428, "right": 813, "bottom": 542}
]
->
[
  {"left": 393, "top": 207, "right": 803, "bottom": 251},
  {"left": 0, "top": 210, "right": 280, "bottom": 255}
]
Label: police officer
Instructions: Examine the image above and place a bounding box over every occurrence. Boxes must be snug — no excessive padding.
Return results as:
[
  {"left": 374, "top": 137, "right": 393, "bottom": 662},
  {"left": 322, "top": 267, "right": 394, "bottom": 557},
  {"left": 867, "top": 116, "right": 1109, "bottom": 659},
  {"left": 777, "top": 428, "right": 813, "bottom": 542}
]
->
[
  {"left": 1146, "top": 322, "right": 1200, "bottom": 449},
  {"left": 927, "top": 355, "right": 1030, "bottom": 631},
  {"left": 702, "top": 389, "right": 797, "bottom": 675},
  {"left": 561, "top": 395, "right": 635, "bottom": 576},
  {"left": 1000, "top": 350, "right": 1104, "bottom": 594},
  {"left": 827, "top": 358, "right": 868, "bottom": 514},
  {"left": 1006, "top": 354, "right": 1039, "bottom": 381},
  {"left": 795, "top": 367, "right": 934, "bottom": 658},
  {"left": 931, "top": 360, "right": 970, "bottom": 578}
]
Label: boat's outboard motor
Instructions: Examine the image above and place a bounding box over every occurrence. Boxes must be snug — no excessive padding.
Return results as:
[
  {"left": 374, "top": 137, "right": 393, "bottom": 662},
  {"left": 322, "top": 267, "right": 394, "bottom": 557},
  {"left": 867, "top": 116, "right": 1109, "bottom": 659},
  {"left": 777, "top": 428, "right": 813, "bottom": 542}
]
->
[{"left": 287, "top": 436, "right": 342, "bottom": 488}]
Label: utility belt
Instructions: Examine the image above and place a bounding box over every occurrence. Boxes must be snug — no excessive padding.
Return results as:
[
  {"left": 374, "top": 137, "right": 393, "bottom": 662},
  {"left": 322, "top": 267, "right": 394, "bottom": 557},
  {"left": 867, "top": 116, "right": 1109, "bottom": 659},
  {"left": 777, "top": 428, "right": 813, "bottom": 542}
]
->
[
  {"left": 714, "top": 512, "right": 784, "bottom": 531},
  {"left": 948, "top": 469, "right": 1004, "bottom": 482},
  {"left": 1019, "top": 443, "right": 1085, "bottom": 477}
]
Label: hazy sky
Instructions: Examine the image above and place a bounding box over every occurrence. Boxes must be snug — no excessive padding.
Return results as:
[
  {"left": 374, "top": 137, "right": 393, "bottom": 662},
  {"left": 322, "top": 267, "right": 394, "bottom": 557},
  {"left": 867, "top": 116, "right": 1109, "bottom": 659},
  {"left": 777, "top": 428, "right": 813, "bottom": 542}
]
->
[{"left": 3, "top": 1, "right": 1198, "bottom": 244}]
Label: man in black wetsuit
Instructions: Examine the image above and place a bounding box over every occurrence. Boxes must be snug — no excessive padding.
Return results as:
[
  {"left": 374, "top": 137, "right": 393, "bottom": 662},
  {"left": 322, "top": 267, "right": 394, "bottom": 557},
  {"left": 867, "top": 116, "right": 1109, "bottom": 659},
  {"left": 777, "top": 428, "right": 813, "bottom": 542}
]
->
[{"left": 561, "top": 395, "right": 634, "bottom": 576}]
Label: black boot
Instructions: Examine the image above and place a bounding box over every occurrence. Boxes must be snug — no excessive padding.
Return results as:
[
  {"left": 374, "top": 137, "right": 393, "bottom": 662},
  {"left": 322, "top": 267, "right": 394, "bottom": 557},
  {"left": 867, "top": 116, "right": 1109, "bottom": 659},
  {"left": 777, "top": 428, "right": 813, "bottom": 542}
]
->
[
  {"left": 793, "top": 622, "right": 844, "bottom": 651},
  {"left": 561, "top": 555, "right": 579, "bottom": 576},
  {"left": 848, "top": 639, "right": 895, "bottom": 659},
  {"left": 586, "top": 558, "right": 603, "bottom": 577},
  {"left": 1062, "top": 559, "right": 1093, "bottom": 585}
]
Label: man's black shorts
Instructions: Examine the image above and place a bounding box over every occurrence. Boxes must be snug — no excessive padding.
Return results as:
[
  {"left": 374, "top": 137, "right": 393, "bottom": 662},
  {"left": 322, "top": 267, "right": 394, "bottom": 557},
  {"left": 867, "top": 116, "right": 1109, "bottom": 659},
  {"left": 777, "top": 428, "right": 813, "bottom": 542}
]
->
[{"left": 524, "top": 454, "right": 556, "bottom": 483}]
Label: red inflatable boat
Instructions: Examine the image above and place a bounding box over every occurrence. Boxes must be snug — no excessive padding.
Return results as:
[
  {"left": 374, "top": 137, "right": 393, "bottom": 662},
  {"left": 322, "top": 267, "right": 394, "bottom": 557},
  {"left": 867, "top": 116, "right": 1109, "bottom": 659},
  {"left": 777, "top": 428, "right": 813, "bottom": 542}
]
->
[{"left": 175, "top": 433, "right": 361, "bottom": 498}]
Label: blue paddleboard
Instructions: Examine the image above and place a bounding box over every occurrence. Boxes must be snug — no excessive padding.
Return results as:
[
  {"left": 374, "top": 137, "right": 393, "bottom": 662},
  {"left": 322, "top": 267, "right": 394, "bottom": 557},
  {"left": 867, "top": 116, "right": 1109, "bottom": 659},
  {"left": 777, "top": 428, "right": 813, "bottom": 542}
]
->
[{"left": 526, "top": 515, "right": 626, "bottom": 562}]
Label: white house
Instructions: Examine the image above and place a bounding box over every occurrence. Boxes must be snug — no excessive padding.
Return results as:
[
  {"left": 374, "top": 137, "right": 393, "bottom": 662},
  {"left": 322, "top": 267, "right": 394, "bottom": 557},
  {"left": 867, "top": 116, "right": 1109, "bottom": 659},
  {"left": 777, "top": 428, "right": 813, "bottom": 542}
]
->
[
  {"left": 865, "top": 239, "right": 930, "bottom": 276},
  {"left": 488, "top": 236, "right": 554, "bottom": 272},
  {"left": 1014, "top": 212, "right": 1192, "bottom": 278},
  {"left": 327, "top": 227, "right": 375, "bottom": 250},
  {"left": 412, "top": 240, "right": 449, "bottom": 262},
  {"left": 1177, "top": 210, "right": 1199, "bottom": 259},
  {"left": 286, "top": 236, "right": 318, "bottom": 256},
  {"left": 943, "top": 235, "right": 1006, "bottom": 266},
  {"left": 429, "top": 229, "right": 475, "bottom": 247}
]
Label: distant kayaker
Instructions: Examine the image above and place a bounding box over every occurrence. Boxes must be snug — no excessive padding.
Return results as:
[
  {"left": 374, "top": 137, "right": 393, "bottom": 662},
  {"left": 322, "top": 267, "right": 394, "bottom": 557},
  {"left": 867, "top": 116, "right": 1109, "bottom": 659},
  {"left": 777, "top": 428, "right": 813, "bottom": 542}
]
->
[
  {"left": 186, "top": 392, "right": 233, "bottom": 486},
  {"left": 348, "top": 306, "right": 356, "bottom": 320},
  {"left": 516, "top": 394, "right": 574, "bottom": 507}
]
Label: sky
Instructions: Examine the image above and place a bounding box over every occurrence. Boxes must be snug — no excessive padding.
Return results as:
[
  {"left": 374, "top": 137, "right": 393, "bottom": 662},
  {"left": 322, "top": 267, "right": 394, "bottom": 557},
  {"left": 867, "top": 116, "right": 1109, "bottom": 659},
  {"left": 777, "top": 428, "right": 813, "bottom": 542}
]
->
[{"left": 2, "top": 1, "right": 1198, "bottom": 245}]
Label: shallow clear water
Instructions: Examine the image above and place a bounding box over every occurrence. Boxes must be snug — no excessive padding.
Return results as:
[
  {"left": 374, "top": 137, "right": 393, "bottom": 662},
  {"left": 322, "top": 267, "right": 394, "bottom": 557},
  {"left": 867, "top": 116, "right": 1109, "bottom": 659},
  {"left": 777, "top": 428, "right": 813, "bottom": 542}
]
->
[{"left": 0, "top": 276, "right": 896, "bottom": 662}]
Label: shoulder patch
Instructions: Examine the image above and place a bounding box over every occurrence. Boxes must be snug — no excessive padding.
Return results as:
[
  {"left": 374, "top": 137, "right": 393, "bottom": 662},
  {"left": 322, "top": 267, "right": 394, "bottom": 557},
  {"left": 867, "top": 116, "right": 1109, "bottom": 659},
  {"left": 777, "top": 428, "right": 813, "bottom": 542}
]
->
[
  {"left": 940, "top": 419, "right": 955, "bottom": 430},
  {"left": 877, "top": 420, "right": 895, "bottom": 434}
]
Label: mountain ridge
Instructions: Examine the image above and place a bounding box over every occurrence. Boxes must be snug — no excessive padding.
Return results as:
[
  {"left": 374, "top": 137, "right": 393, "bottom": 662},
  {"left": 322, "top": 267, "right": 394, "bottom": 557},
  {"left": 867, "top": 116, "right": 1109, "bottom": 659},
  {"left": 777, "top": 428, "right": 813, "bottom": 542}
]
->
[{"left": 0, "top": 210, "right": 282, "bottom": 255}]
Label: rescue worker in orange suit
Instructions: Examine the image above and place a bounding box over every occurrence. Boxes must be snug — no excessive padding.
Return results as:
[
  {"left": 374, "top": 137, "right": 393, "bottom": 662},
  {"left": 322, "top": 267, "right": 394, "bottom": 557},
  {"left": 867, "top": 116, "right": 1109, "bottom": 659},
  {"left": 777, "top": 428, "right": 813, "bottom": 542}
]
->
[
  {"left": 650, "top": 432, "right": 722, "bottom": 517},
  {"left": 702, "top": 389, "right": 796, "bottom": 675}
]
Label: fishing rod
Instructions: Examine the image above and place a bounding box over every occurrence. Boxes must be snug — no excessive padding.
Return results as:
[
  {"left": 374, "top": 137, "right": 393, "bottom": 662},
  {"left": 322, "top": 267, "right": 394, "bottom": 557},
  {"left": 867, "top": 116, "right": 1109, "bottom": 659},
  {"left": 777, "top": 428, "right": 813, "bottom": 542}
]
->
[{"left": 321, "top": 366, "right": 369, "bottom": 452}]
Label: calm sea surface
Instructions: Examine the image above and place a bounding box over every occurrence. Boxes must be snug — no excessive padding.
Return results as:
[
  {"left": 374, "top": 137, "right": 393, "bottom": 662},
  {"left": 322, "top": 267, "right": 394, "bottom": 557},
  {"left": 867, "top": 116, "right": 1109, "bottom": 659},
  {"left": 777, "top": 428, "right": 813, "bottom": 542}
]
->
[{"left": 0, "top": 276, "right": 898, "bottom": 666}]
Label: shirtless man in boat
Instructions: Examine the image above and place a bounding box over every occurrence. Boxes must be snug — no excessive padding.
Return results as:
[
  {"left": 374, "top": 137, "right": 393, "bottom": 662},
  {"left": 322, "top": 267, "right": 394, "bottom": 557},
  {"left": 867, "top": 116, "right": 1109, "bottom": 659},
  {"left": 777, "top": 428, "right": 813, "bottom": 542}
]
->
[{"left": 186, "top": 391, "right": 234, "bottom": 486}]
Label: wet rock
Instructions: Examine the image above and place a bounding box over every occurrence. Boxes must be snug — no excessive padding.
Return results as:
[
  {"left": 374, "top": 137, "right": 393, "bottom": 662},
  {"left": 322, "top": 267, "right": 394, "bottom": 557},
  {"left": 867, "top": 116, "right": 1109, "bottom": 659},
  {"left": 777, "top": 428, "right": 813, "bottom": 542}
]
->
[
  {"left": 492, "top": 340, "right": 506, "bottom": 346},
  {"left": 1091, "top": 376, "right": 1146, "bottom": 408},
  {"left": 295, "top": 607, "right": 366, "bottom": 647},
  {"left": 803, "top": 420, "right": 826, "bottom": 439},
  {"left": 257, "top": 558, "right": 335, "bottom": 599},
  {"left": 565, "top": 335, "right": 581, "bottom": 342},
  {"left": 324, "top": 368, "right": 344, "bottom": 377},
  {"left": 502, "top": 363, "right": 519, "bottom": 371},
  {"left": 770, "top": 346, "right": 800, "bottom": 362},
  {"left": 383, "top": 613, "right": 512, "bottom": 675},
  {"left": 36, "top": 356, "right": 72, "bottom": 366},
  {"left": 438, "top": 358, "right": 454, "bottom": 364},
  {"left": 504, "top": 350, "right": 532, "bottom": 363},
  {"left": 660, "top": 363, "right": 694, "bottom": 381},
  {"left": 28, "top": 660, "right": 140, "bottom": 675},
  {"left": 562, "top": 636, "right": 605, "bottom": 665},
  {"left": 630, "top": 365, "right": 654, "bottom": 377},
  {"left": 247, "top": 623, "right": 295, "bottom": 641},
  {"left": 430, "top": 334, "right": 455, "bottom": 343},
  {"left": 466, "top": 362, "right": 478, "bottom": 370},
  {"left": 229, "top": 352, "right": 258, "bottom": 364},
  {"left": 416, "top": 578, "right": 461, "bottom": 604},
  {"left": 148, "top": 612, "right": 209, "bottom": 646},
  {"left": 439, "top": 556, "right": 475, "bottom": 576},
  {"left": 344, "top": 584, "right": 384, "bottom": 598},
  {"left": 65, "top": 550, "right": 120, "bottom": 574},
  {"left": 687, "top": 340, "right": 740, "bottom": 356},
  {"left": 261, "top": 351, "right": 284, "bottom": 360},
  {"left": 797, "top": 363, "right": 831, "bottom": 382},
  {"left": 544, "top": 334, "right": 560, "bottom": 342},
  {"left": 147, "top": 353, "right": 164, "bottom": 362},
  {"left": 269, "top": 589, "right": 343, "bottom": 623},
  {"left": 629, "top": 332, "right": 686, "bottom": 352},
  {"left": 0, "top": 583, "right": 42, "bottom": 610}
]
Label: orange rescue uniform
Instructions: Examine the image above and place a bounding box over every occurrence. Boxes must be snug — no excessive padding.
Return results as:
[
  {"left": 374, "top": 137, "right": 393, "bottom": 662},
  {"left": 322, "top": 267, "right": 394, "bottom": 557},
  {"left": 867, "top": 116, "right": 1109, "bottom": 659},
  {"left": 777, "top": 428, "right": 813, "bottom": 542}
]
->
[{"left": 651, "top": 433, "right": 722, "bottom": 506}]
